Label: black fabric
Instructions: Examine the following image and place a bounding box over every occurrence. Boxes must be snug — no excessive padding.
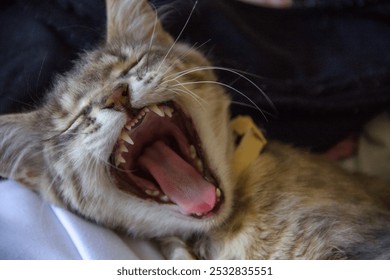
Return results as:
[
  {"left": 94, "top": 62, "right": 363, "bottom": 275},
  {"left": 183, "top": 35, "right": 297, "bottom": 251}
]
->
[
  {"left": 0, "top": 0, "right": 106, "bottom": 114},
  {"left": 1, "top": 0, "right": 390, "bottom": 151}
]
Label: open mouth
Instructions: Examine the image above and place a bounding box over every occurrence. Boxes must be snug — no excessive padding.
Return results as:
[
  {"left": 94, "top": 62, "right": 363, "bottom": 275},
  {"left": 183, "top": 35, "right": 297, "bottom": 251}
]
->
[{"left": 110, "top": 101, "right": 223, "bottom": 218}]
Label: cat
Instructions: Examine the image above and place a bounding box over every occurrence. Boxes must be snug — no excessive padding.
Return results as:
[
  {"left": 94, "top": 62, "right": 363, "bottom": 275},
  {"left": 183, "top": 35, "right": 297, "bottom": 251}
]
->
[{"left": 1, "top": 0, "right": 390, "bottom": 259}]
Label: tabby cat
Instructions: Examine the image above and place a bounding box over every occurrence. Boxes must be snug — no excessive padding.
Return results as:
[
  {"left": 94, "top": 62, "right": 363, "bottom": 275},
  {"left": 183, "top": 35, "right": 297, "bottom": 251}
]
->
[{"left": 1, "top": 0, "right": 390, "bottom": 259}]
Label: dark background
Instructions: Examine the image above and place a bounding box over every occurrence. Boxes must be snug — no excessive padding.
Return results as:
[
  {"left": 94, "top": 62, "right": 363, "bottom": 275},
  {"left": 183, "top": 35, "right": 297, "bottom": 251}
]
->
[{"left": 1, "top": 0, "right": 390, "bottom": 151}]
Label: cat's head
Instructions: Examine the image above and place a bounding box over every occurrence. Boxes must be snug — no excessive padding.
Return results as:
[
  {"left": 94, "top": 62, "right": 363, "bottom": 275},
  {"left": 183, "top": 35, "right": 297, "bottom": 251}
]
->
[{"left": 0, "top": 0, "right": 235, "bottom": 237}]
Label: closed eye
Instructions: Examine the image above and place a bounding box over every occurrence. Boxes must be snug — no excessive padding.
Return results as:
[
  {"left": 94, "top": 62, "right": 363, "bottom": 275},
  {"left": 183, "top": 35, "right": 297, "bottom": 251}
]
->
[
  {"left": 54, "top": 105, "right": 93, "bottom": 136},
  {"left": 120, "top": 52, "right": 148, "bottom": 77}
]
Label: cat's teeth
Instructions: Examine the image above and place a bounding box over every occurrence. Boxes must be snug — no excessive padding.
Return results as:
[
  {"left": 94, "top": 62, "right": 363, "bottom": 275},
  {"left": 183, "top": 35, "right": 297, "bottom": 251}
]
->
[
  {"left": 196, "top": 159, "right": 204, "bottom": 173},
  {"left": 141, "top": 108, "right": 149, "bottom": 116},
  {"left": 115, "top": 154, "right": 126, "bottom": 167},
  {"left": 145, "top": 189, "right": 160, "bottom": 197},
  {"left": 121, "top": 131, "right": 134, "bottom": 145},
  {"left": 125, "top": 108, "right": 149, "bottom": 131},
  {"left": 138, "top": 112, "right": 146, "bottom": 120},
  {"left": 194, "top": 213, "right": 203, "bottom": 217},
  {"left": 189, "top": 145, "right": 197, "bottom": 159},
  {"left": 160, "top": 195, "right": 170, "bottom": 202},
  {"left": 163, "top": 106, "right": 174, "bottom": 118},
  {"left": 216, "top": 188, "right": 222, "bottom": 199},
  {"left": 119, "top": 144, "right": 129, "bottom": 154},
  {"left": 126, "top": 120, "right": 138, "bottom": 130},
  {"left": 149, "top": 104, "right": 164, "bottom": 117}
]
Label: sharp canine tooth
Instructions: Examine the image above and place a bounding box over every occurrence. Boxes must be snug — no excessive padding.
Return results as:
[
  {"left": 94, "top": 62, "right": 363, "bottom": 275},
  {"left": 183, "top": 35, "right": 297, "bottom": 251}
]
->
[
  {"left": 145, "top": 190, "right": 160, "bottom": 197},
  {"left": 121, "top": 131, "right": 134, "bottom": 145},
  {"left": 145, "top": 190, "right": 152, "bottom": 196},
  {"left": 216, "top": 188, "right": 221, "bottom": 198},
  {"left": 149, "top": 104, "right": 164, "bottom": 117},
  {"left": 160, "top": 195, "right": 170, "bottom": 202},
  {"left": 196, "top": 159, "right": 204, "bottom": 172},
  {"left": 163, "top": 107, "right": 173, "bottom": 118},
  {"left": 119, "top": 144, "right": 128, "bottom": 153},
  {"left": 115, "top": 154, "right": 126, "bottom": 167},
  {"left": 189, "top": 145, "right": 197, "bottom": 159}
]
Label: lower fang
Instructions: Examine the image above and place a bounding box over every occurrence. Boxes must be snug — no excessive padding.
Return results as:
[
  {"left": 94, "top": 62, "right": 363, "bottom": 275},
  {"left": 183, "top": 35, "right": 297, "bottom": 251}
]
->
[
  {"left": 115, "top": 154, "right": 126, "bottom": 167},
  {"left": 196, "top": 159, "right": 204, "bottom": 172},
  {"left": 119, "top": 144, "right": 128, "bottom": 153},
  {"left": 216, "top": 188, "right": 221, "bottom": 198},
  {"left": 160, "top": 195, "right": 170, "bottom": 202},
  {"left": 189, "top": 145, "right": 197, "bottom": 159},
  {"left": 149, "top": 104, "right": 164, "bottom": 117},
  {"left": 145, "top": 190, "right": 160, "bottom": 197}
]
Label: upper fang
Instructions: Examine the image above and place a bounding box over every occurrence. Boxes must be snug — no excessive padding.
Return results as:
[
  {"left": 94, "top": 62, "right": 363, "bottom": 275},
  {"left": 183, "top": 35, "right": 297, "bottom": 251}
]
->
[
  {"left": 121, "top": 131, "right": 134, "bottom": 145},
  {"left": 163, "top": 106, "right": 174, "bottom": 118},
  {"left": 119, "top": 144, "right": 129, "bottom": 153},
  {"left": 115, "top": 154, "right": 126, "bottom": 167},
  {"left": 149, "top": 104, "right": 164, "bottom": 117}
]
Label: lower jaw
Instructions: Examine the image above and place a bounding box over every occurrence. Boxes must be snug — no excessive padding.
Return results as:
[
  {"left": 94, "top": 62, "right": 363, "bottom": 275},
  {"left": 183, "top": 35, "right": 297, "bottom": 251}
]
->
[
  {"left": 109, "top": 101, "right": 226, "bottom": 219},
  {"left": 114, "top": 178, "right": 225, "bottom": 220}
]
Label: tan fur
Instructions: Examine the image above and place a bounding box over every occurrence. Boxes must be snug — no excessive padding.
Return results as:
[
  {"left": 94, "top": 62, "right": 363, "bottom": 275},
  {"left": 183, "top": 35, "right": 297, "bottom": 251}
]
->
[
  {"left": 1, "top": 0, "right": 390, "bottom": 259},
  {"left": 190, "top": 142, "right": 390, "bottom": 259}
]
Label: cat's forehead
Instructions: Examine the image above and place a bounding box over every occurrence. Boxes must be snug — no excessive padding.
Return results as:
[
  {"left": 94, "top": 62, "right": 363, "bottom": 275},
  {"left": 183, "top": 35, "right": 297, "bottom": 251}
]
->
[
  {"left": 87, "top": 43, "right": 168, "bottom": 77},
  {"left": 101, "top": 44, "right": 144, "bottom": 64},
  {"left": 60, "top": 45, "right": 143, "bottom": 91},
  {"left": 47, "top": 45, "right": 158, "bottom": 112}
]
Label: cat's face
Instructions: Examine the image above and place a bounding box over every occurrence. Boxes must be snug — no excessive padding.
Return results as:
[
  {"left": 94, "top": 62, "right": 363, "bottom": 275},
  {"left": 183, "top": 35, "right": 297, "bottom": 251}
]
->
[{"left": 0, "top": 0, "right": 235, "bottom": 237}]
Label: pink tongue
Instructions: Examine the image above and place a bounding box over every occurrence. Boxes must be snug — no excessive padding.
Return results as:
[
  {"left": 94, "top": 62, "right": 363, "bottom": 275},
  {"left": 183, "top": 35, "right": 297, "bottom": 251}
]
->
[{"left": 138, "top": 141, "right": 217, "bottom": 215}]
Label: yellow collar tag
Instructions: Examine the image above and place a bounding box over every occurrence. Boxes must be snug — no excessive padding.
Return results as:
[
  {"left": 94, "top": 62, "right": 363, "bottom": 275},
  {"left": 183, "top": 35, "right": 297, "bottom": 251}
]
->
[{"left": 230, "top": 115, "right": 267, "bottom": 178}]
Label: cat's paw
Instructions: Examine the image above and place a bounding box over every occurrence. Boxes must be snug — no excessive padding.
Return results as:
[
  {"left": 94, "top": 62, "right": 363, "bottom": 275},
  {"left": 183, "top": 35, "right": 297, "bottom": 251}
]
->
[{"left": 157, "top": 236, "right": 196, "bottom": 260}]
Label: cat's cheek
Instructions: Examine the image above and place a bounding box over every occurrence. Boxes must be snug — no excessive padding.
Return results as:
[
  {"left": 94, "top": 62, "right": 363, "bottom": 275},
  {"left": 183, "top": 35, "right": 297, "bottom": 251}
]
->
[{"left": 85, "top": 110, "right": 127, "bottom": 158}]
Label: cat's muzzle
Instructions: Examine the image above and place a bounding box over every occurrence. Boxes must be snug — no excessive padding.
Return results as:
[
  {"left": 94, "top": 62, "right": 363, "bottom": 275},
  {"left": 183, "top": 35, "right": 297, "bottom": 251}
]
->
[{"left": 109, "top": 101, "right": 224, "bottom": 219}]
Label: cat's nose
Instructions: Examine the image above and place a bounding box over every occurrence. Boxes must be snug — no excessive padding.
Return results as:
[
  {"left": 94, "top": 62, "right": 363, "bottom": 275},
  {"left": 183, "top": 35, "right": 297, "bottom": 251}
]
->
[{"left": 104, "top": 84, "right": 129, "bottom": 110}]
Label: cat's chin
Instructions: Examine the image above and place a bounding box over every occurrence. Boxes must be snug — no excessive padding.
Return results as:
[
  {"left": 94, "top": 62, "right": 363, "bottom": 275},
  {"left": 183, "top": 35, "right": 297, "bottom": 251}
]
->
[{"left": 109, "top": 101, "right": 224, "bottom": 219}]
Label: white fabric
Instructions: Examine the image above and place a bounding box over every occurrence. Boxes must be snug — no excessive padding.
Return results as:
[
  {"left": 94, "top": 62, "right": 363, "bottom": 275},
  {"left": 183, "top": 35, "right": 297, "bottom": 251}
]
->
[{"left": 0, "top": 180, "right": 164, "bottom": 260}]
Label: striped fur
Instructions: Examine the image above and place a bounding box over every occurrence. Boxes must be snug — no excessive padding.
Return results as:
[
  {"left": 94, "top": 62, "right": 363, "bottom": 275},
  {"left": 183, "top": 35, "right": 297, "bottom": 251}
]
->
[{"left": 1, "top": 0, "right": 390, "bottom": 259}]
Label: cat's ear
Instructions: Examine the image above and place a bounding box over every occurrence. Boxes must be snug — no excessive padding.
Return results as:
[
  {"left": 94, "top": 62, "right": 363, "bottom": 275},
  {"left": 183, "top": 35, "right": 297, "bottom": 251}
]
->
[
  {"left": 0, "top": 112, "right": 50, "bottom": 191},
  {"left": 105, "top": 0, "right": 173, "bottom": 45}
]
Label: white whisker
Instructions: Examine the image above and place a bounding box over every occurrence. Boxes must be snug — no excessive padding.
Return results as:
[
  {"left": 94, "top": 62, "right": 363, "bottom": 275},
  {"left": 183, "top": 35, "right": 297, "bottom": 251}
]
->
[
  {"left": 156, "top": 0, "right": 199, "bottom": 73},
  {"left": 171, "top": 79, "right": 207, "bottom": 109},
  {"left": 164, "top": 66, "right": 275, "bottom": 114},
  {"left": 169, "top": 87, "right": 206, "bottom": 111},
  {"left": 145, "top": 2, "right": 159, "bottom": 74},
  {"left": 160, "top": 39, "right": 212, "bottom": 78},
  {"left": 172, "top": 80, "right": 268, "bottom": 121}
]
